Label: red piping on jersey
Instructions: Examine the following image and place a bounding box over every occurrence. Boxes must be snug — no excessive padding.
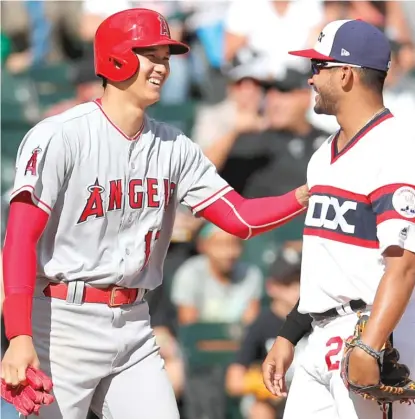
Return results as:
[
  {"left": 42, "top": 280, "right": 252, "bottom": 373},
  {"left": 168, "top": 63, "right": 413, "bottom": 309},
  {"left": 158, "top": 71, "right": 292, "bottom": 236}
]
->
[
  {"left": 94, "top": 98, "right": 144, "bottom": 141},
  {"left": 311, "top": 185, "right": 370, "bottom": 203},
  {"left": 331, "top": 109, "right": 393, "bottom": 164},
  {"left": 369, "top": 183, "right": 415, "bottom": 202},
  {"left": 3, "top": 199, "right": 49, "bottom": 339},
  {"left": 10, "top": 184, "right": 53, "bottom": 213},
  {"left": 304, "top": 227, "right": 379, "bottom": 249},
  {"left": 191, "top": 185, "right": 233, "bottom": 213},
  {"left": 376, "top": 211, "right": 414, "bottom": 225},
  {"left": 199, "top": 189, "right": 306, "bottom": 240}
]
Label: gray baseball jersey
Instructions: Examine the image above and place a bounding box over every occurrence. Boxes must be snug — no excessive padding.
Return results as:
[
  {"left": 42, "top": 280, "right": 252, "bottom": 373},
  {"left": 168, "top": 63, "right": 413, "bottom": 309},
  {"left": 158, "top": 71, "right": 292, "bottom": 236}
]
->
[{"left": 11, "top": 100, "right": 232, "bottom": 290}]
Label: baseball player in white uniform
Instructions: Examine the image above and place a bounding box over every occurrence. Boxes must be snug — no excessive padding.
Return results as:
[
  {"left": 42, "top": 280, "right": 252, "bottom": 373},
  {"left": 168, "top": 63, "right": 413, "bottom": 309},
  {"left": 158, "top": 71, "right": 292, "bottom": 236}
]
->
[
  {"left": 0, "top": 8, "right": 309, "bottom": 419},
  {"left": 262, "top": 19, "right": 415, "bottom": 419}
]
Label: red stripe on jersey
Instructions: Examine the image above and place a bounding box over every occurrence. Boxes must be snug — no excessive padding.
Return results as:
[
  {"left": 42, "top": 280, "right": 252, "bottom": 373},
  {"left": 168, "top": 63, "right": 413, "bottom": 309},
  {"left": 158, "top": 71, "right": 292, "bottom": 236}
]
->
[
  {"left": 304, "top": 227, "right": 379, "bottom": 249},
  {"left": 191, "top": 185, "right": 232, "bottom": 212},
  {"left": 94, "top": 99, "right": 144, "bottom": 141},
  {"left": 310, "top": 185, "right": 369, "bottom": 203},
  {"left": 369, "top": 183, "right": 415, "bottom": 202},
  {"left": 199, "top": 189, "right": 305, "bottom": 239},
  {"left": 10, "top": 185, "right": 53, "bottom": 213},
  {"left": 331, "top": 111, "right": 393, "bottom": 164},
  {"left": 376, "top": 210, "right": 414, "bottom": 225}
]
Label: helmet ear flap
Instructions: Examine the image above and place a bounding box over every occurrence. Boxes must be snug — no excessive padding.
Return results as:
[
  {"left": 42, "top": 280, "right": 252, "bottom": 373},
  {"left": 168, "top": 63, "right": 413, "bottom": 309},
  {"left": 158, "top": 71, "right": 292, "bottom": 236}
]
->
[{"left": 105, "top": 48, "right": 140, "bottom": 83}]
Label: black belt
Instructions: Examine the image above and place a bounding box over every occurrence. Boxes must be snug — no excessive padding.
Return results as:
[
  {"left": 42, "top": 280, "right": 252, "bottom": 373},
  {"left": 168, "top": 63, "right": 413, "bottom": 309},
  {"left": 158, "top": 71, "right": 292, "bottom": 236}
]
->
[{"left": 310, "top": 299, "right": 367, "bottom": 322}]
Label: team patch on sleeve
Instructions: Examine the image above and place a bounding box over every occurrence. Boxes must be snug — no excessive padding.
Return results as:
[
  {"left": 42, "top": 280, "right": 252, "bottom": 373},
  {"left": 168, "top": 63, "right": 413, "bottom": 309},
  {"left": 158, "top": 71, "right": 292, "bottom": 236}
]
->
[
  {"left": 304, "top": 186, "right": 378, "bottom": 248},
  {"left": 370, "top": 184, "right": 415, "bottom": 223},
  {"left": 24, "top": 146, "right": 42, "bottom": 176}
]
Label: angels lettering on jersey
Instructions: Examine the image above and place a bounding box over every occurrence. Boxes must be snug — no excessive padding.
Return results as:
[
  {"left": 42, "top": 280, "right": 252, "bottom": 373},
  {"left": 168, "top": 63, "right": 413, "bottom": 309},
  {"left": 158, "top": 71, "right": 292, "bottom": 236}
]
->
[
  {"left": 24, "top": 147, "right": 42, "bottom": 176},
  {"left": 78, "top": 177, "right": 176, "bottom": 224}
]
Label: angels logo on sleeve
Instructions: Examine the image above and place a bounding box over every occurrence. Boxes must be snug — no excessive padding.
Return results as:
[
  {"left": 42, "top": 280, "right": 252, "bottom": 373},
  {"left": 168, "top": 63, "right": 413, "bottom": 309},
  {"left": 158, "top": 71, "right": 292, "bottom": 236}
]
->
[
  {"left": 24, "top": 146, "right": 42, "bottom": 176},
  {"left": 392, "top": 186, "right": 415, "bottom": 219}
]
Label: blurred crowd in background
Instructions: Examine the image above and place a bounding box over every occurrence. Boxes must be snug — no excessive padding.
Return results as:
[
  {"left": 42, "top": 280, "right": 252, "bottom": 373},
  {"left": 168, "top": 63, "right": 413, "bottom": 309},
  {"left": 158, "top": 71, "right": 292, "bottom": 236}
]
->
[{"left": 1, "top": 1, "right": 415, "bottom": 418}]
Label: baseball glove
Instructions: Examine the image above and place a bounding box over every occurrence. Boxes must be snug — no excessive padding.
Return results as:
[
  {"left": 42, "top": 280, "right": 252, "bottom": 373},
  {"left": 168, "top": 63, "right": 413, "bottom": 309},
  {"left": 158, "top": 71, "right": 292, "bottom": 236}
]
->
[
  {"left": 243, "top": 365, "right": 281, "bottom": 403},
  {"left": 1, "top": 366, "right": 54, "bottom": 416},
  {"left": 341, "top": 314, "right": 415, "bottom": 405}
]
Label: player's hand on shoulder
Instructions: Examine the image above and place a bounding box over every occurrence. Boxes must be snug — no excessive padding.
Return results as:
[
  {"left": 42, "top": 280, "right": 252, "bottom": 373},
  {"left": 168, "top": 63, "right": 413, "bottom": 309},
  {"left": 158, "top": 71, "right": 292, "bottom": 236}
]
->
[
  {"left": 262, "top": 336, "right": 295, "bottom": 398},
  {"left": 1, "top": 335, "right": 40, "bottom": 386},
  {"left": 295, "top": 184, "right": 310, "bottom": 208}
]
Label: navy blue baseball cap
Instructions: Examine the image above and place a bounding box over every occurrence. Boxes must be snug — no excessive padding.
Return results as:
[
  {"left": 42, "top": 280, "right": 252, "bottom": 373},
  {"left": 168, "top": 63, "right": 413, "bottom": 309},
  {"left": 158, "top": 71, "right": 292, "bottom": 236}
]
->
[{"left": 289, "top": 19, "right": 391, "bottom": 72}]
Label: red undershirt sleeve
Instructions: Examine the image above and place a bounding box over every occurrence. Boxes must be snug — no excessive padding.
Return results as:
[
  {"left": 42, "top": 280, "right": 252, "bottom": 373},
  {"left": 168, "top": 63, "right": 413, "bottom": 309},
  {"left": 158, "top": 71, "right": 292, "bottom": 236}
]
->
[
  {"left": 3, "top": 197, "right": 49, "bottom": 340},
  {"left": 198, "top": 189, "right": 306, "bottom": 239}
]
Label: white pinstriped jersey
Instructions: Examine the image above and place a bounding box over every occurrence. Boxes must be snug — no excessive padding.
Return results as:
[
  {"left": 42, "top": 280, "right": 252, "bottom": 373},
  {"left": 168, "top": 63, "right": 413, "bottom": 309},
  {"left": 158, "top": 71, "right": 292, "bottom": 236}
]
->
[
  {"left": 299, "top": 110, "right": 415, "bottom": 313},
  {"left": 11, "top": 100, "right": 232, "bottom": 290}
]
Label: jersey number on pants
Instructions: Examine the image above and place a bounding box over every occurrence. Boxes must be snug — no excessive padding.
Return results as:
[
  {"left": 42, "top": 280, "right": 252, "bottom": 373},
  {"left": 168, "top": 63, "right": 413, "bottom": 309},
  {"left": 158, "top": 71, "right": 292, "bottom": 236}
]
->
[
  {"left": 325, "top": 335, "right": 353, "bottom": 371},
  {"left": 142, "top": 229, "right": 161, "bottom": 270}
]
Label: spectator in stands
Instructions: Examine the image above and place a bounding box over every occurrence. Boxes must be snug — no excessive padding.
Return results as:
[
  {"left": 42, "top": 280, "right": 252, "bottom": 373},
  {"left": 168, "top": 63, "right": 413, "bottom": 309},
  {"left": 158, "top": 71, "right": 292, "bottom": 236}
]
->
[
  {"left": 44, "top": 58, "right": 102, "bottom": 117},
  {"left": 80, "top": 0, "right": 190, "bottom": 104},
  {"left": 216, "top": 69, "right": 328, "bottom": 197},
  {"left": 171, "top": 223, "right": 263, "bottom": 326},
  {"left": 192, "top": 68, "right": 265, "bottom": 168},
  {"left": 225, "top": 242, "right": 306, "bottom": 419},
  {"left": 1, "top": 1, "right": 82, "bottom": 73},
  {"left": 382, "top": 39, "right": 415, "bottom": 124},
  {"left": 224, "top": 0, "right": 324, "bottom": 82},
  {"left": 402, "top": 1, "right": 415, "bottom": 43},
  {"left": 178, "top": 0, "right": 231, "bottom": 104}
]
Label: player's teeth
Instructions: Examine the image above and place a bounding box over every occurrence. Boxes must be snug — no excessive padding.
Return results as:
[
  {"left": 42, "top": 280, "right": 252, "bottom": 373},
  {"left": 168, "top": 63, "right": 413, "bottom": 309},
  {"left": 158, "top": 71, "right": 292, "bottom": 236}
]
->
[{"left": 148, "top": 78, "right": 161, "bottom": 85}]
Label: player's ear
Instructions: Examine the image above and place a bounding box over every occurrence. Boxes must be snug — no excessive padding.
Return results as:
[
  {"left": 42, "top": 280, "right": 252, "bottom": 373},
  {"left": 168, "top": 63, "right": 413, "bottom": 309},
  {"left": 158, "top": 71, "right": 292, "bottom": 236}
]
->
[{"left": 340, "top": 66, "right": 354, "bottom": 91}]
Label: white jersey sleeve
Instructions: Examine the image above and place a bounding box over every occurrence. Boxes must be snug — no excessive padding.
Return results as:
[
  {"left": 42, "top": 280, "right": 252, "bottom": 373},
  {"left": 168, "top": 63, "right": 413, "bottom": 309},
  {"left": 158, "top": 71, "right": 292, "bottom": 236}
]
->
[
  {"left": 176, "top": 134, "right": 232, "bottom": 214},
  {"left": 10, "top": 122, "right": 72, "bottom": 215},
  {"left": 370, "top": 133, "right": 415, "bottom": 254}
]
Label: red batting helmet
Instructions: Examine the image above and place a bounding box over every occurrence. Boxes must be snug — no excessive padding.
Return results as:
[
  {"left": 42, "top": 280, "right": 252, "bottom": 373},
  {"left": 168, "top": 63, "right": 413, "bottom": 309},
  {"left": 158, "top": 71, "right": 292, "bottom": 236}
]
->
[{"left": 94, "top": 8, "right": 190, "bottom": 83}]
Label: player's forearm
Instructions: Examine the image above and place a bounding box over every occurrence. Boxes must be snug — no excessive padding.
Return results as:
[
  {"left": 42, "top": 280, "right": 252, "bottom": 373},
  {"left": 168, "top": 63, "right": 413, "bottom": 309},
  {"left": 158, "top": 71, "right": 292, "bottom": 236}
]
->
[
  {"left": 278, "top": 300, "right": 313, "bottom": 345},
  {"left": 361, "top": 249, "right": 415, "bottom": 351},
  {"left": 3, "top": 199, "right": 49, "bottom": 339},
  {"left": 199, "top": 187, "right": 308, "bottom": 240}
]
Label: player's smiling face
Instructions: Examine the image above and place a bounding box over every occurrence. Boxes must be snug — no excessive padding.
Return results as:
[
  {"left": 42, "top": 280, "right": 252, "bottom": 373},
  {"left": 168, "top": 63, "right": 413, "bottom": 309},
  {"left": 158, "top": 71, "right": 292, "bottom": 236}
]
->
[
  {"left": 308, "top": 60, "right": 339, "bottom": 116},
  {"left": 132, "top": 45, "right": 171, "bottom": 106}
]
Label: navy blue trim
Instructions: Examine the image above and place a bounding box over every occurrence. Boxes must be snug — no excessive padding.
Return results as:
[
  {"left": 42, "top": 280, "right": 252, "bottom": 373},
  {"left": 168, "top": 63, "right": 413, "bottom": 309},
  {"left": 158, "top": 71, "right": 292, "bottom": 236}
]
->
[
  {"left": 331, "top": 108, "right": 392, "bottom": 163},
  {"left": 371, "top": 193, "right": 394, "bottom": 215}
]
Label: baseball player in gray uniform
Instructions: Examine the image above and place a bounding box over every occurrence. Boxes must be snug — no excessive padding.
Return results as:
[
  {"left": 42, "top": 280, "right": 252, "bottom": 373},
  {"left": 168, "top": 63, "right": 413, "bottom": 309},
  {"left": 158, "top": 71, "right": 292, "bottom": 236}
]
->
[{"left": 1, "top": 8, "right": 309, "bottom": 419}]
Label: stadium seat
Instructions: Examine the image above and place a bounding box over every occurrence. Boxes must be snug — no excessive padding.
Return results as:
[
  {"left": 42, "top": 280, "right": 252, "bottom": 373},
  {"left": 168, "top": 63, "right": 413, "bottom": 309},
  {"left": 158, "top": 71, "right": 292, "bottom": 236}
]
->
[
  {"left": 147, "top": 102, "right": 196, "bottom": 136},
  {"left": 241, "top": 214, "right": 306, "bottom": 276},
  {"left": 24, "top": 63, "right": 76, "bottom": 110},
  {"left": 178, "top": 322, "right": 244, "bottom": 370},
  {"left": 1, "top": 126, "right": 31, "bottom": 161},
  {"left": 178, "top": 322, "right": 244, "bottom": 419}
]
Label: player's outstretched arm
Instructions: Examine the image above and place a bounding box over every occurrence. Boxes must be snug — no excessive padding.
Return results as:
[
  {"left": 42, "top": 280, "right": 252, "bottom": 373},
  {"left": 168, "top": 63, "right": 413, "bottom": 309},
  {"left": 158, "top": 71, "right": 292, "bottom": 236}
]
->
[{"left": 198, "top": 185, "right": 309, "bottom": 240}]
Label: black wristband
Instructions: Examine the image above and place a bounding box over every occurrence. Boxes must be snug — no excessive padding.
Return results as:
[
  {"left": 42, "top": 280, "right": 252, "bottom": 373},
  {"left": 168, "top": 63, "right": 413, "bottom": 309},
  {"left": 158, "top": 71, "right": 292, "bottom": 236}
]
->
[{"left": 278, "top": 300, "right": 313, "bottom": 346}]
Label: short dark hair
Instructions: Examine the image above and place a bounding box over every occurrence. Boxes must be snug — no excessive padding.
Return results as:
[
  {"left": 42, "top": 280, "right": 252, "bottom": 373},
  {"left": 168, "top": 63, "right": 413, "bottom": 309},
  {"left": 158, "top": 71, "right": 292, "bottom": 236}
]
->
[
  {"left": 102, "top": 77, "right": 108, "bottom": 89},
  {"left": 356, "top": 68, "right": 387, "bottom": 94}
]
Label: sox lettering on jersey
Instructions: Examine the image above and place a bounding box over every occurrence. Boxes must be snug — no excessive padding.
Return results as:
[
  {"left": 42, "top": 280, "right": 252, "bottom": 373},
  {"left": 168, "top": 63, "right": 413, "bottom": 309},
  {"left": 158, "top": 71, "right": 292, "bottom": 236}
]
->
[
  {"left": 78, "top": 177, "right": 176, "bottom": 224},
  {"left": 306, "top": 195, "right": 357, "bottom": 234}
]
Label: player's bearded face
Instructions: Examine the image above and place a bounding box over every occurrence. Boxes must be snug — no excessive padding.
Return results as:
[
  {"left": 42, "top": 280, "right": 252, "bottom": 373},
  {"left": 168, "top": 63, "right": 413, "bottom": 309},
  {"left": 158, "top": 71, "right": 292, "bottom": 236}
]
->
[{"left": 312, "top": 72, "right": 338, "bottom": 116}]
